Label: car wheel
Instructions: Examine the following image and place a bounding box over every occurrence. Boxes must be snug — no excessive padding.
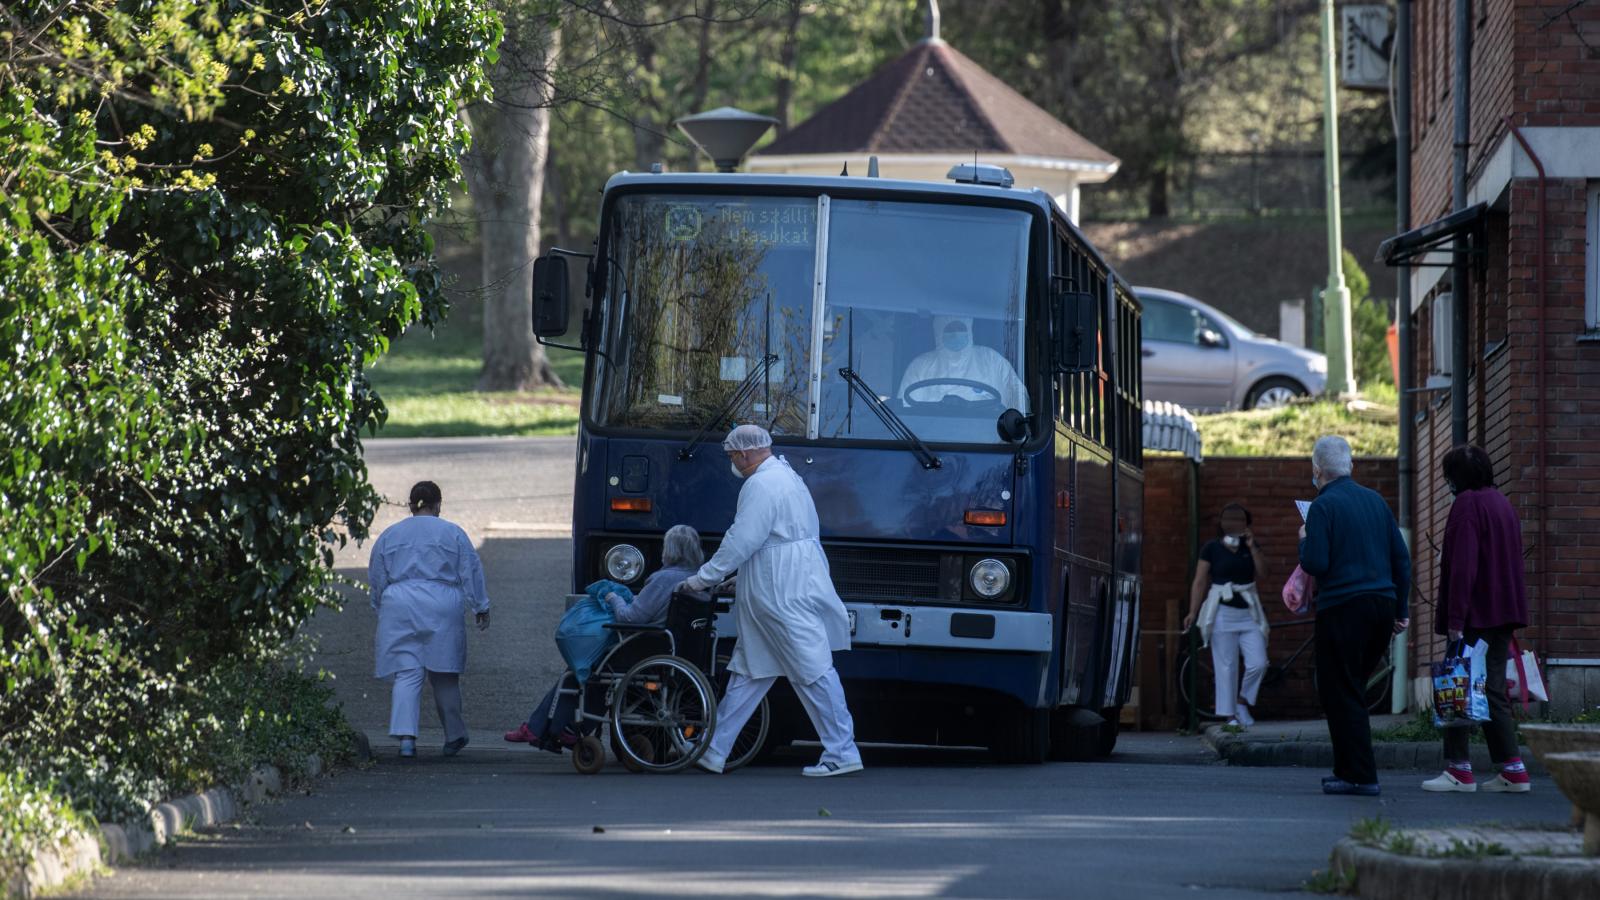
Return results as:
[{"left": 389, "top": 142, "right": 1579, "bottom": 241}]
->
[{"left": 1246, "top": 377, "right": 1307, "bottom": 409}]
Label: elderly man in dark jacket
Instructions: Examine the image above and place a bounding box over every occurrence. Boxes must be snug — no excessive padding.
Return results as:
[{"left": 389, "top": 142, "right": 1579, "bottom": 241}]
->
[{"left": 1298, "top": 435, "right": 1411, "bottom": 796}]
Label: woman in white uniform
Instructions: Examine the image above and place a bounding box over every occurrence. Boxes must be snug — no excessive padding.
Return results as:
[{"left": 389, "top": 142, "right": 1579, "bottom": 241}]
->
[
  {"left": 687, "top": 424, "right": 861, "bottom": 777},
  {"left": 1182, "top": 503, "right": 1270, "bottom": 728},
  {"left": 370, "top": 481, "right": 491, "bottom": 758}
]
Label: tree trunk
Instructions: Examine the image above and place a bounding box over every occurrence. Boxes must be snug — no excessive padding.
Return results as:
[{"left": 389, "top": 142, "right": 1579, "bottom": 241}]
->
[
  {"left": 467, "top": 27, "right": 563, "bottom": 391},
  {"left": 774, "top": 0, "right": 802, "bottom": 134},
  {"left": 631, "top": 32, "right": 667, "bottom": 171}
]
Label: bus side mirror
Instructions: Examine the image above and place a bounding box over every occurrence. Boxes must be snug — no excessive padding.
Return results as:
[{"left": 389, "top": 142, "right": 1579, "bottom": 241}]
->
[
  {"left": 1052, "top": 282, "right": 1098, "bottom": 373},
  {"left": 531, "top": 255, "right": 571, "bottom": 338}
]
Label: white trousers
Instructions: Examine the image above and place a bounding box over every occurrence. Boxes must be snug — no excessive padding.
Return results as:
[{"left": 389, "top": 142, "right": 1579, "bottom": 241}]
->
[
  {"left": 1210, "top": 606, "right": 1268, "bottom": 717},
  {"left": 708, "top": 667, "right": 860, "bottom": 766},
  {"left": 389, "top": 667, "right": 466, "bottom": 741}
]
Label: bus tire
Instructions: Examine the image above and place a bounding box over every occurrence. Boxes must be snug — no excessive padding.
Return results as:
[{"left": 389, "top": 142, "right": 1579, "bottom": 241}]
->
[
  {"left": 1096, "top": 708, "right": 1122, "bottom": 757},
  {"left": 993, "top": 708, "right": 1049, "bottom": 764},
  {"left": 1047, "top": 708, "right": 1099, "bottom": 761}
]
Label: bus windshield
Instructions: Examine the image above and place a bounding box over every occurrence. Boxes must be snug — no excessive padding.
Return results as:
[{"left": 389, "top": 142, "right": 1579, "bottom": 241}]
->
[{"left": 592, "top": 192, "right": 1034, "bottom": 446}]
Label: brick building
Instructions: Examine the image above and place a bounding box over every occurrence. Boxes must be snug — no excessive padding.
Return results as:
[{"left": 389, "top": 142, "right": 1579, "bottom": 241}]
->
[{"left": 1394, "top": 1, "right": 1600, "bottom": 712}]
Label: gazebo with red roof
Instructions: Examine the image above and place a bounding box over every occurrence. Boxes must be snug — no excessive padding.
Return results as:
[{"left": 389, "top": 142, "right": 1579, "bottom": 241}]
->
[{"left": 748, "top": 4, "right": 1118, "bottom": 221}]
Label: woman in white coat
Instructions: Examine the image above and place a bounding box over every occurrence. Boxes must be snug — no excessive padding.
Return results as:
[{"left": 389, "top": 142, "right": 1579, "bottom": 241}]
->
[
  {"left": 687, "top": 424, "right": 861, "bottom": 777},
  {"left": 370, "top": 481, "right": 491, "bottom": 758}
]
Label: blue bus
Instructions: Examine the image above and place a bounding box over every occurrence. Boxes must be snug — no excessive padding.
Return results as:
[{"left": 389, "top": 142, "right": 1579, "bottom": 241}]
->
[{"left": 533, "top": 164, "right": 1143, "bottom": 762}]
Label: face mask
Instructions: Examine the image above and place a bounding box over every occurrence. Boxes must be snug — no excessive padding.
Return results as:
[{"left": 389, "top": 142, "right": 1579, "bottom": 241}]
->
[
  {"left": 942, "top": 332, "right": 971, "bottom": 352},
  {"left": 730, "top": 462, "right": 747, "bottom": 479}
]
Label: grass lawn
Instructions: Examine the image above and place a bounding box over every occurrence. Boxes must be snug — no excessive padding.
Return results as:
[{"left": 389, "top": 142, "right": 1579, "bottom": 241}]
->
[
  {"left": 1195, "top": 394, "right": 1399, "bottom": 457},
  {"left": 366, "top": 263, "right": 586, "bottom": 437}
]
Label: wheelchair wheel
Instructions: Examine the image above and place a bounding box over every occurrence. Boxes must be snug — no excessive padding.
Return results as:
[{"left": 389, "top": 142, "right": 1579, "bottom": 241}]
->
[
  {"left": 612, "top": 725, "right": 655, "bottom": 773},
  {"left": 714, "top": 655, "right": 771, "bottom": 771},
  {"left": 572, "top": 734, "right": 606, "bottom": 775},
  {"left": 611, "top": 655, "right": 717, "bottom": 774}
]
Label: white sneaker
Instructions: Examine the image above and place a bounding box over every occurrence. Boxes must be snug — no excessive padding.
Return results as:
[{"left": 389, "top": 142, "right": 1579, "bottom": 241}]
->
[
  {"left": 1225, "top": 718, "right": 1247, "bottom": 730},
  {"left": 1480, "top": 773, "right": 1531, "bottom": 793},
  {"left": 1234, "top": 705, "right": 1255, "bottom": 728},
  {"left": 1421, "top": 770, "right": 1477, "bottom": 792},
  {"left": 802, "top": 760, "right": 864, "bottom": 778},
  {"left": 695, "top": 752, "right": 726, "bottom": 774}
]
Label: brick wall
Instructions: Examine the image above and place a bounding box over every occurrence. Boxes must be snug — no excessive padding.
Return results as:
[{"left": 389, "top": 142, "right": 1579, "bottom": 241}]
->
[
  {"left": 1408, "top": 176, "right": 1600, "bottom": 714},
  {"left": 1138, "top": 456, "right": 1400, "bottom": 727},
  {"left": 1409, "top": 0, "right": 1600, "bottom": 226}
]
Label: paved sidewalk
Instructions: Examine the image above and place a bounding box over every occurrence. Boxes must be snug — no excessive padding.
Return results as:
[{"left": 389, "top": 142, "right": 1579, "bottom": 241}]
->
[{"left": 1203, "top": 717, "right": 1548, "bottom": 776}]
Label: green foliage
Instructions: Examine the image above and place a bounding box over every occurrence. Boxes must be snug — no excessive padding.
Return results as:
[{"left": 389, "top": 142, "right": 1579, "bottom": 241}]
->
[
  {"left": 1303, "top": 867, "right": 1357, "bottom": 895},
  {"left": 1349, "top": 817, "right": 1395, "bottom": 846},
  {"left": 0, "top": 770, "right": 90, "bottom": 888},
  {"left": 1434, "top": 839, "right": 1511, "bottom": 860},
  {"left": 1343, "top": 249, "right": 1394, "bottom": 388},
  {"left": 2, "top": 0, "right": 495, "bottom": 824}
]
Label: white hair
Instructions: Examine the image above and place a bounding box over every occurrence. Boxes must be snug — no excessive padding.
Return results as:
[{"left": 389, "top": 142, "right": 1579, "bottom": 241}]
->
[
  {"left": 1313, "top": 435, "right": 1353, "bottom": 478},
  {"left": 661, "top": 524, "right": 705, "bottom": 569}
]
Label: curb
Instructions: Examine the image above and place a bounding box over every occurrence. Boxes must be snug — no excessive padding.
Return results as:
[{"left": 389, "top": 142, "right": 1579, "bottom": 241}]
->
[
  {"left": 1204, "top": 727, "right": 1548, "bottom": 776},
  {"left": 14, "top": 732, "right": 371, "bottom": 898},
  {"left": 1330, "top": 838, "right": 1600, "bottom": 900}
]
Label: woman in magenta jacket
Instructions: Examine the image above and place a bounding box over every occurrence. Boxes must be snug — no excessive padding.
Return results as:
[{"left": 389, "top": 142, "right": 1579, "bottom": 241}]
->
[{"left": 1422, "top": 445, "right": 1532, "bottom": 794}]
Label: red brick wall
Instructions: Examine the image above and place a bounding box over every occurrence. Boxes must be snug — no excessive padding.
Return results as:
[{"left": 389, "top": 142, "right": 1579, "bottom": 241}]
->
[
  {"left": 1409, "top": 178, "right": 1600, "bottom": 681},
  {"left": 1409, "top": 0, "right": 1600, "bottom": 225},
  {"left": 1139, "top": 457, "right": 1400, "bottom": 726}
]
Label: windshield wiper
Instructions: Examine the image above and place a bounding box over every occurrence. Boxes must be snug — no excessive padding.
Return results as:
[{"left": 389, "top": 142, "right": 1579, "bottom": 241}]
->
[
  {"left": 838, "top": 368, "right": 941, "bottom": 470},
  {"left": 678, "top": 354, "right": 779, "bottom": 460}
]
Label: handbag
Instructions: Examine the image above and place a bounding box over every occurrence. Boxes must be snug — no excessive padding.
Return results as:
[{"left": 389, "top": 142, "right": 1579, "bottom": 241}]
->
[
  {"left": 1432, "top": 639, "right": 1491, "bottom": 727},
  {"left": 1281, "top": 564, "right": 1314, "bottom": 615},
  {"left": 1504, "top": 636, "right": 1550, "bottom": 709}
]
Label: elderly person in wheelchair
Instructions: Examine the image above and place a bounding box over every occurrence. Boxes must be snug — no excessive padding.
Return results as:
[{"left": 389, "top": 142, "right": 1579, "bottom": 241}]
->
[{"left": 504, "top": 524, "right": 707, "bottom": 751}]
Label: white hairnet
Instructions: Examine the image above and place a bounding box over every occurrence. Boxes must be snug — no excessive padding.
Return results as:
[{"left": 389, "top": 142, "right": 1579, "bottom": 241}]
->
[
  {"left": 721, "top": 423, "right": 773, "bottom": 452},
  {"left": 661, "top": 524, "right": 705, "bottom": 569}
]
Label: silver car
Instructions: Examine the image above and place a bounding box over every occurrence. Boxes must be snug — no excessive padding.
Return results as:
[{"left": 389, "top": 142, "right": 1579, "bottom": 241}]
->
[{"left": 1135, "top": 286, "right": 1327, "bottom": 412}]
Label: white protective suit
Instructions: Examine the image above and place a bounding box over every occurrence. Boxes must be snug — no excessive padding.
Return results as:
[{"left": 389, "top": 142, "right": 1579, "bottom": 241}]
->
[
  {"left": 369, "top": 514, "right": 491, "bottom": 678},
  {"left": 694, "top": 456, "right": 851, "bottom": 684},
  {"left": 898, "top": 315, "right": 1028, "bottom": 411}
]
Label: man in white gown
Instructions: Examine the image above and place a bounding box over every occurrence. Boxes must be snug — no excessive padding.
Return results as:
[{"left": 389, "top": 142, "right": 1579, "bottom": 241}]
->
[
  {"left": 687, "top": 424, "right": 862, "bottom": 777},
  {"left": 898, "top": 315, "right": 1027, "bottom": 411}
]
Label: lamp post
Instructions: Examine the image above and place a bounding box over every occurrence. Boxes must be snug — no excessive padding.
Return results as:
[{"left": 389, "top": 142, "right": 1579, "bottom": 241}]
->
[{"left": 1319, "top": 0, "right": 1356, "bottom": 397}]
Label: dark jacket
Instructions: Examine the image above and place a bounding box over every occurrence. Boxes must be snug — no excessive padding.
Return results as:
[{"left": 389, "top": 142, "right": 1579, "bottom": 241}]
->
[
  {"left": 1298, "top": 476, "right": 1411, "bottom": 619},
  {"left": 1437, "top": 487, "right": 1527, "bottom": 635}
]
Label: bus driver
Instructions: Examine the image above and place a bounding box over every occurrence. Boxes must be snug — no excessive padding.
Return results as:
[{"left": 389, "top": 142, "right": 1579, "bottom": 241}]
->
[{"left": 898, "top": 315, "right": 1027, "bottom": 412}]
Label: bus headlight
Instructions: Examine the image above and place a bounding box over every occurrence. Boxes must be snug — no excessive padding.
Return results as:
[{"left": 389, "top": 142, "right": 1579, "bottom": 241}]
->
[
  {"left": 968, "top": 558, "right": 1011, "bottom": 599},
  {"left": 604, "top": 544, "right": 645, "bottom": 583}
]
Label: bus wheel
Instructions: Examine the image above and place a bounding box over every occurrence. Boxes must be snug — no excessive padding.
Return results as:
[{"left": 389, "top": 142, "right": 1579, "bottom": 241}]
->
[
  {"left": 1047, "top": 708, "right": 1100, "bottom": 762},
  {"left": 992, "top": 708, "right": 1049, "bottom": 764},
  {"left": 1096, "top": 707, "right": 1122, "bottom": 757}
]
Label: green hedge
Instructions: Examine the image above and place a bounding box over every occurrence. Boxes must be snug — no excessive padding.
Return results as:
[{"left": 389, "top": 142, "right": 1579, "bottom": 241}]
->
[{"left": 1, "top": 0, "right": 497, "bottom": 841}]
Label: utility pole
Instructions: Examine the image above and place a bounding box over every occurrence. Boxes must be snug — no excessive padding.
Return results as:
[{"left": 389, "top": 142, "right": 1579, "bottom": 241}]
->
[{"left": 1320, "top": 0, "right": 1356, "bottom": 397}]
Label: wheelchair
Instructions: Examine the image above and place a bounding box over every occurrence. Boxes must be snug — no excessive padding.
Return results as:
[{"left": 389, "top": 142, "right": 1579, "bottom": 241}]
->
[{"left": 552, "top": 588, "right": 771, "bottom": 775}]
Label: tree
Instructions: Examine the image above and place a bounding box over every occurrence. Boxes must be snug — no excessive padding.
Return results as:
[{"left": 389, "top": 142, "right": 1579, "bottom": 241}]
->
[
  {"left": 467, "top": 4, "right": 564, "bottom": 390},
  {"left": 2, "top": 0, "right": 497, "bottom": 817}
]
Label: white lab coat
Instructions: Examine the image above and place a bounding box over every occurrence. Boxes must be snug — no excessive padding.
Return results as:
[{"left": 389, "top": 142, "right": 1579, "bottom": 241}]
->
[
  {"left": 369, "top": 515, "right": 490, "bottom": 678},
  {"left": 899, "top": 345, "right": 1028, "bottom": 410},
  {"left": 695, "top": 456, "right": 851, "bottom": 685}
]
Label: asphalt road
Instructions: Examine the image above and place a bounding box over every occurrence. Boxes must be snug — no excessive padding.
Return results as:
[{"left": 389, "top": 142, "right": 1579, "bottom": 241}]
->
[{"left": 76, "top": 437, "right": 1576, "bottom": 899}]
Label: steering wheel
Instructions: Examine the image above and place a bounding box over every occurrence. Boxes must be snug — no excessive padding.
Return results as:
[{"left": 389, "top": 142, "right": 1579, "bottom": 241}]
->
[{"left": 901, "top": 378, "right": 1004, "bottom": 410}]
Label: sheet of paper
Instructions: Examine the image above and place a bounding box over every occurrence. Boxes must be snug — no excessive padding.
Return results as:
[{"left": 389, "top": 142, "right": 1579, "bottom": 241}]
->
[{"left": 1296, "top": 500, "right": 1312, "bottom": 522}]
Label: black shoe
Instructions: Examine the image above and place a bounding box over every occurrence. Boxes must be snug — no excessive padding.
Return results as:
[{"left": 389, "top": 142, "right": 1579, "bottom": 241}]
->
[
  {"left": 442, "top": 736, "right": 469, "bottom": 757},
  {"left": 1322, "top": 778, "right": 1380, "bottom": 796}
]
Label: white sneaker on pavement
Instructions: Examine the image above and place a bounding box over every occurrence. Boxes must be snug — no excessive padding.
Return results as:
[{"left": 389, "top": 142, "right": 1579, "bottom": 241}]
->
[
  {"left": 695, "top": 752, "right": 726, "bottom": 774},
  {"left": 1421, "top": 770, "right": 1477, "bottom": 792},
  {"left": 802, "top": 760, "right": 864, "bottom": 778},
  {"left": 1479, "top": 773, "right": 1531, "bottom": 793}
]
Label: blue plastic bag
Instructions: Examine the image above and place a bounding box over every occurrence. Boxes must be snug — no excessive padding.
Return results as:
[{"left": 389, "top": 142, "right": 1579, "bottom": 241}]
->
[
  {"left": 555, "top": 580, "right": 634, "bottom": 684},
  {"left": 1431, "top": 639, "right": 1491, "bottom": 727}
]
